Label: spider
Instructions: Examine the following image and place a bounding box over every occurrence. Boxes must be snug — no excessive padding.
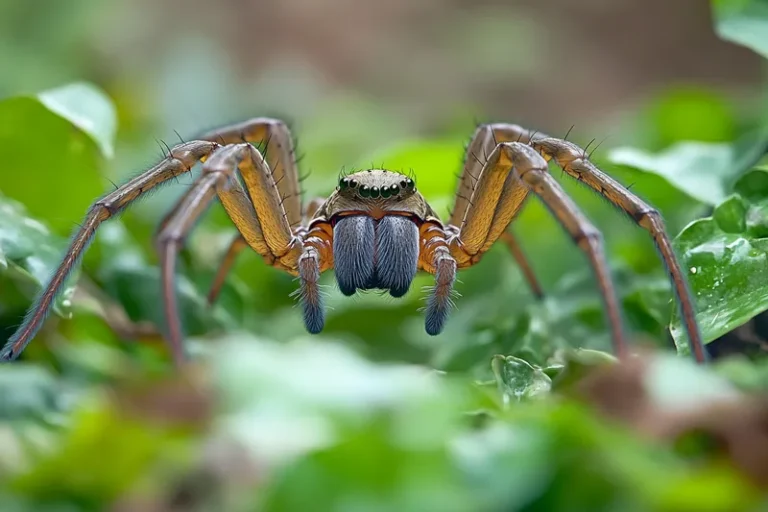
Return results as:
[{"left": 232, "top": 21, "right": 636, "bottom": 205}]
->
[{"left": 0, "top": 118, "right": 707, "bottom": 365}]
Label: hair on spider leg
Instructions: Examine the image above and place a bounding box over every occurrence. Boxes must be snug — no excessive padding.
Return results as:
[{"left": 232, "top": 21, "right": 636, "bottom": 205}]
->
[
  {"left": 582, "top": 137, "right": 597, "bottom": 159},
  {"left": 293, "top": 150, "right": 307, "bottom": 166},
  {"left": 563, "top": 124, "right": 575, "bottom": 142},
  {"left": 585, "top": 136, "right": 610, "bottom": 161},
  {"left": 105, "top": 177, "right": 120, "bottom": 192},
  {"left": 298, "top": 167, "right": 312, "bottom": 183}
]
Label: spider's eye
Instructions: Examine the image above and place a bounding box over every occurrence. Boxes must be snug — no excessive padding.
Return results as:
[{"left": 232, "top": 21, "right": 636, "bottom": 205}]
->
[
  {"left": 399, "top": 180, "right": 407, "bottom": 188},
  {"left": 339, "top": 177, "right": 349, "bottom": 190},
  {"left": 369, "top": 186, "right": 380, "bottom": 199},
  {"left": 359, "top": 185, "right": 371, "bottom": 198},
  {"left": 401, "top": 178, "right": 415, "bottom": 192},
  {"left": 381, "top": 186, "right": 392, "bottom": 198},
  {"left": 349, "top": 179, "right": 358, "bottom": 188}
]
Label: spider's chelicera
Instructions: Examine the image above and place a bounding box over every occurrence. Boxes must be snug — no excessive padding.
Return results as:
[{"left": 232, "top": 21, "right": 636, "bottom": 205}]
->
[{"left": 0, "top": 118, "right": 707, "bottom": 365}]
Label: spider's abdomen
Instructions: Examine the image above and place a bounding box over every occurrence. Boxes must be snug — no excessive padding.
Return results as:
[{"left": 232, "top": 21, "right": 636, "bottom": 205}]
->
[{"left": 333, "top": 215, "right": 419, "bottom": 297}]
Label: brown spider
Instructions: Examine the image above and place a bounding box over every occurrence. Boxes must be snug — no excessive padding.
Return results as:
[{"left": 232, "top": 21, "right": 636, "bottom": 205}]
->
[{"left": 0, "top": 118, "right": 707, "bottom": 364}]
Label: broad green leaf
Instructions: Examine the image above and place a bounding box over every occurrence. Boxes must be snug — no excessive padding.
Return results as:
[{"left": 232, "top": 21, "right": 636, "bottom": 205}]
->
[
  {"left": 37, "top": 83, "right": 116, "bottom": 158},
  {"left": 712, "top": 0, "right": 768, "bottom": 59},
  {"left": 0, "top": 194, "right": 74, "bottom": 317},
  {"left": 671, "top": 168, "right": 768, "bottom": 354},
  {"left": 0, "top": 83, "right": 115, "bottom": 235},
  {"left": 607, "top": 132, "right": 766, "bottom": 206}
]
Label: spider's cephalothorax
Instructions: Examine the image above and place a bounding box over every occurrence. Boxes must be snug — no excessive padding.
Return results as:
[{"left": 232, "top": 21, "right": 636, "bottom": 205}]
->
[
  {"left": 304, "top": 169, "right": 452, "bottom": 334},
  {"left": 0, "top": 118, "right": 708, "bottom": 365}
]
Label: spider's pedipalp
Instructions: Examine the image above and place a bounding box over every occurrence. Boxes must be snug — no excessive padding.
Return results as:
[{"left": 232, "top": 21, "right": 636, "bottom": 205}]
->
[
  {"left": 424, "top": 249, "right": 457, "bottom": 335},
  {"left": 298, "top": 246, "right": 324, "bottom": 333},
  {"left": 374, "top": 216, "right": 419, "bottom": 297},
  {"left": 333, "top": 215, "right": 376, "bottom": 296}
]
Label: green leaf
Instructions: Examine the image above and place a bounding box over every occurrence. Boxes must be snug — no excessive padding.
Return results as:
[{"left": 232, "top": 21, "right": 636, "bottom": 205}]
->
[
  {"left": 712, "top": 0, "right": 768, "bottom": 59},
  {"left": 0, "top": 365, "right": 65, "bottom": 421},
  {"left": 491, "top": 355, "right": 552, "bottom": 403},
  {"left": 670, "top": 168, "right": 768, "bottom": 354},
  {"left": 0, "top": 194, "right": 74, "bottom": 317},
  {"left": 607, "top": 132, "right": 766, "bottom": 206},
  {"left": 0, "top": 83, "right": 115, "bottom": 235},
  {"left": 643, "top": 353, "right": 740, "bottom": 409},
  {"left": 36, "top": 83, "right": 116, "bottom": 158}
]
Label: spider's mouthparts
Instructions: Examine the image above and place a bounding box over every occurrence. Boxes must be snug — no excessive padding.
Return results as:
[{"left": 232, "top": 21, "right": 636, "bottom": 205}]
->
[{"left": 332, "top": 215, "right": 419, "bottom": 298}]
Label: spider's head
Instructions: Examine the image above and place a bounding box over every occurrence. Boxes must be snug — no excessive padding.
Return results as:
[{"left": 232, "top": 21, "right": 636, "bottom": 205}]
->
[
  {"left": 323, "top": 169, "right": 431, "bottom": 220},
  {"left": 336, "top": 169, "right": 416, "bottom": 203},
  {"left": 311, "top": 169, "right": 439, "bottom": 302}
]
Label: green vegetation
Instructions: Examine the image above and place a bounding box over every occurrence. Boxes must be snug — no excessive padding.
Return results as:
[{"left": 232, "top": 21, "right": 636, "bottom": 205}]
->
[{"left": 0, "top": 1, "right": 767, "bottom": 510}]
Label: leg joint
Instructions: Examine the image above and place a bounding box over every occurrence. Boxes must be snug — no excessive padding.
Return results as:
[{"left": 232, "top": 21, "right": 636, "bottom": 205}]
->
[{"left": 573, "top": 226, "right": 603, "bottom": 248}]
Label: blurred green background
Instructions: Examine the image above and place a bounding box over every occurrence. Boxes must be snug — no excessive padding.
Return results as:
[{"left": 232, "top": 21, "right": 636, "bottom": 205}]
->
[{"left": 1, "top": 0, "right": 768, "bottom": 510}]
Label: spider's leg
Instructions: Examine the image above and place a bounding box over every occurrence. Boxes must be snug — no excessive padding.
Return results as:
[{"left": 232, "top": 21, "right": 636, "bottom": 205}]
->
[
  {"left": 499, "top": 230, "right": 544, "bottom": 300},
  {"left": 451, "top": 142, "right": 628, "bottom": 358},
  {"left": 456, "top": 124, "right": 544, "bottom": 299},
  {"left": 198, "top": 118, "right": 303, "bottom": 226},
  {"left": 157, "top": 143, "right": 303, "bottom": 363},
  {"left": 196, "top": 118, "right": 304, "bottom": 303},
  {"left": 157, "top": 171, "right": 224, "bottom": 363},
  {"left": 0, "top": 140, "right": 219, "bottom": 362},
  {"left": 206, "top": 235, "right": 248, "bottom": 306},
  {"left": 532, "top": 133, "right": 705, "bottom": 363}
]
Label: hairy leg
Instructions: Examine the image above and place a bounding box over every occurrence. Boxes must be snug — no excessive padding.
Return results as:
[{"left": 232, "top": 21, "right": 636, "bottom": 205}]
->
[
  {"left": 456, "top": 125, "right": 545, "bottom": 297},
  {"left": 1, "top": 140, "right": 219, "bottom": 361},
  {"left": 451, "top": 141, "right": 628, "bottom": 357},
  {"left": 476, "top": 123, "right": 705, "bottom": 362}
]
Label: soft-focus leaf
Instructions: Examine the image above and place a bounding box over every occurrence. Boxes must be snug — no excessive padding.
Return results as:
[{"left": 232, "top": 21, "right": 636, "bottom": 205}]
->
[
  {"left": 0, "top": 84, "right": 115, "bottom": 235},
  {"left": 36, "top": 83, "right": 116, "bottom": 158},
  {"left": 671, "top": 168, "right": 768, "bottom": 354},
  {"left": 491, "top": 355, "right": 552, "bottom": 403},
  {"left": 643, "top": 353, "right": 740, "bottom": 410},
  {"left": 645, "top": 87, "right": 737, "bottom": 147},
  {"left": 0, "top": 365, "right": 65, "bottom": 421},
  {"left": 0, "top": 194, "right": 73, "bottom": 318},
  {"left": 607, "top": 132, "right": 767, "bottom": 205},
  {"left": 712, "top": 0, "right": 768, "bottom": 59}
]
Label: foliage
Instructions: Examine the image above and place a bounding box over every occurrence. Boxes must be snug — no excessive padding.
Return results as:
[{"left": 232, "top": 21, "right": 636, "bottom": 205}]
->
[{"left": 1, "top": 3, "right": 768, "bottom": 510}]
